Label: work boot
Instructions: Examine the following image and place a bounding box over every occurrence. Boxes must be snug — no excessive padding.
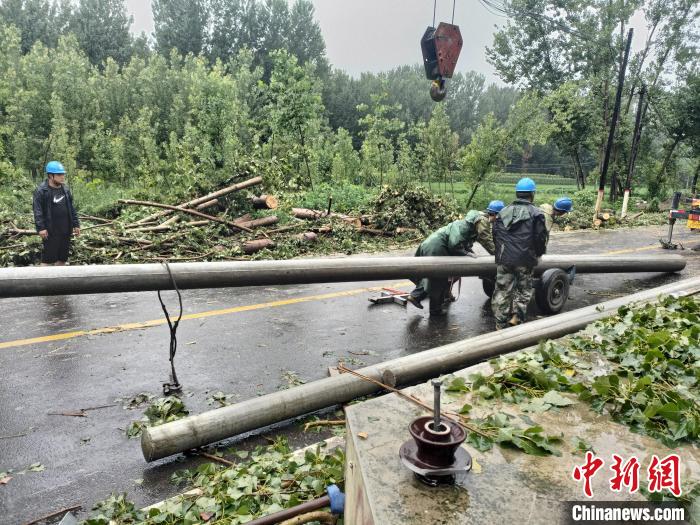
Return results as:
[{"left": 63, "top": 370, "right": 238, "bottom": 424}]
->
[
  {"left": 406, "top": 295, "right": 424, "bottom": 309},
  {"left": 508, "top": 315, "right": 521, "bottom": 327}
]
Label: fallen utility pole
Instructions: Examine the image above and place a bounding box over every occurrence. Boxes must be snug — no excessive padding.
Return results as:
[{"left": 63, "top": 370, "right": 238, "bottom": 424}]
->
[
  {"left": 0, "top": 254, "right": 685, "bottom": 298},
  {"left": 141, "top": 276, "right": 700, "bottom": 461}
]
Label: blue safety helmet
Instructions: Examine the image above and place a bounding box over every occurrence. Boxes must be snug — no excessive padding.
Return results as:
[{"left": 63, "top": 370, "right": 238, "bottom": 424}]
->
[
  {"left": 554, "top": 197, "right": 573, "bottom": 213},
  {"left": 486, "top": 200, "right": 505, "bottom": 214},
  {"left": 515, "top": 177, "right": 536, "bottom": 193},
  {"left": 46, "top": 161, "right": 66, "bottom": 174}
]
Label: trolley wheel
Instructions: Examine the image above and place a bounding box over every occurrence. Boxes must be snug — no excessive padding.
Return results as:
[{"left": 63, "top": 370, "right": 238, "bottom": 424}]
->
[
  {"left": 535, "top": 268, "right": 569, "bottom": 315},
  {"left": 481, "top": 277, "right": 495, "bottom": 298}
]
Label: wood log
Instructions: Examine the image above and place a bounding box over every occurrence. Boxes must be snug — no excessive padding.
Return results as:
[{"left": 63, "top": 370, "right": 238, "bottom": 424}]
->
[
  {"left": 236, "top": 215, "right": 279, "bottom": 229},
  {"left": 6, "top": 228, "right": 36, "bottom": 236},
  {"left": 294, "top": 232, "right": 318, "bottom": 243},
  {"left": 292, "top": 208, "right": 361, "bottom": 228},
  {"left": 160, "top": 216, "right": 180, "bottom": 227},
  {"left": 128, "top": 225, "right": 173, "bottom": 233},
  {"left": 242, "top": 238, "right": 275, "bottom": 254},
  {"left": 311, "top": 226, "right": 333, "bottom": 234},
  {"left": 597, "top": 212, "right": 611, "bottom": 221},
  {"left": 395, "top": 227, "right": 420, "bottom": 235},
  {"left": 251, "top": 195, "right": 279, "bottom": 209},
  {"left": 131, "top": 176, "right": 263, "bottom": 225},
  {"left": 359, "top": 227, "right": 396, "bottom": 237},
  {"left": 118, "top": 199, "right": 255, "bottom": 233},
  {"left": 196, "top": 199, "right": 218, "bottom": 210}
]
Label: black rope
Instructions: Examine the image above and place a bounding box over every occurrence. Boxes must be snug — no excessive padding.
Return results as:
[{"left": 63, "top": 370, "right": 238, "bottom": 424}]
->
[
  {"left": 433, "top": 0, "right": 437, "bottom": 27},
  {"left": 158, "top": 263, "right": 183, "bottom": 394}
]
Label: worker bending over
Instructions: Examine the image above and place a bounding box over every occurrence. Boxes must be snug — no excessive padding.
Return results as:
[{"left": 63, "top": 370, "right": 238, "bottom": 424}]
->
[
  {"left": 539, "top": 197, "right": 573, "bottom": 233},
  {"left": 407, "top": 200, "right": 505, "bottom": 316},
  {"left": 492, "top": 178, "right": 548, "bottom": 329}
]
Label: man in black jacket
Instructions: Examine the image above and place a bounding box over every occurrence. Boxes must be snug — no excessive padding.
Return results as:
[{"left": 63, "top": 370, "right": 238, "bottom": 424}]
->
[
  {"left": 33, "top": 161, "right": 80, "bottom": 265},
  {"left": 491, "top": 178, "right": 548, "bottom": 329}
]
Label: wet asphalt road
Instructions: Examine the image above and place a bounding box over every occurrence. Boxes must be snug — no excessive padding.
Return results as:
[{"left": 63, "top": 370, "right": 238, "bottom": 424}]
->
[{"left": 1, "top": 225, "right": 699, "bottom": 524}]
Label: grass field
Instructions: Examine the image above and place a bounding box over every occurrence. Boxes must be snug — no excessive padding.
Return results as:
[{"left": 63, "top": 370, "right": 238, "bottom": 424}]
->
[{"left": 426, "top": 173, "right": 579, "bottom": 210}]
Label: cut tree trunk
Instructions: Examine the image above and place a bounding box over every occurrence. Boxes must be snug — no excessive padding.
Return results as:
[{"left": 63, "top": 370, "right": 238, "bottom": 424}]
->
[
  {"left": 243, "top": 239, "right": 275, "bottom": 254},
  {"left": 131, "top": 176, "right": 263, "bottom": 225},
  {"left": 251, "top": 195, "right": 279, "bottom": 209},
  {"left": 293, "top": 232, "right": 318, "bottom": 243},
  {"left": 235, "top": 216, "right": 279, "bottom": 229}
]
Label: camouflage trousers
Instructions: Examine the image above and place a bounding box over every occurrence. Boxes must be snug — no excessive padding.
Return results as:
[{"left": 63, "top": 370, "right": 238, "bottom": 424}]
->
[{"left": 491, "top": 265, "right": 534, "bottom": 329}]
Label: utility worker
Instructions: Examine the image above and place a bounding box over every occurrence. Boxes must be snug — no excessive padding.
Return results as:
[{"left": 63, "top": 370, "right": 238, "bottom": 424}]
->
[
  {"left": 539, "top": 197, "right": 573, "bottom": 233},
  {"left": 407, "top": 200, "right": 505, "bottom": 316},
  {"left": 491, "top": 178, "right": 548, "bottom": 329},
  {"left": 33, "top": 161, "right": 80, "bottom": 266}
]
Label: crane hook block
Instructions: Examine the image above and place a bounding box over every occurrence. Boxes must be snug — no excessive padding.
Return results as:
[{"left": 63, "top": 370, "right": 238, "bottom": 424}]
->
[{"left": 421, "top": 23, "right": 463, "bottom": 82}]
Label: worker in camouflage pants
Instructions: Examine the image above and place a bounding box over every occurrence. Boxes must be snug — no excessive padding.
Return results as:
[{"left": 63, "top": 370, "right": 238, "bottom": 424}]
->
[
  {"left": 491, "top": 178, "right": 548, "bottom": 329},
  {"left": 407, "top": 201, "right": 504, "bottom": 316}
]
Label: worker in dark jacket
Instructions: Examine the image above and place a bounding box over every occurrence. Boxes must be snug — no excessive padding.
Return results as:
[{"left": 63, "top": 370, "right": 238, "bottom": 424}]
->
[
  {"left": 33, "top": 161, "right": 80, "bottom": 265},
  {"left": 491, "top": 178, "right": 548, "bottom": 329},
  {"left": 407, "top": 200, "right": 504, "bottom": 316}
]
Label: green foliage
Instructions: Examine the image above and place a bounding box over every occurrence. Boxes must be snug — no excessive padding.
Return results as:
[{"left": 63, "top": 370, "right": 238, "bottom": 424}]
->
[
  {"left": 371, "top": 183, "right": 458, "bottom": 234},
  {"left": 463, "top": 295, "right": 700, "bottom": 448},
  {"left": 84, "top": 438, "right": 345, "bottom": 525},
  {"left": 126, "top": 396, "right": 189, "bottom": 438},
  {"left": 297, "top": 182, "right": 375, "bottom": 214}
]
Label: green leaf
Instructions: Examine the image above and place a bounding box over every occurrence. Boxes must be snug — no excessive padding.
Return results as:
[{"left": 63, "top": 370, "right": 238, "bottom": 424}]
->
[{"left": 541, "top": 390, "right": 575, "bottom": 407}]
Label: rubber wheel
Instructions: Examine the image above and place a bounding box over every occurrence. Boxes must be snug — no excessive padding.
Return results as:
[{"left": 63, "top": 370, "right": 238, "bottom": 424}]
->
[
  {"left": 481, "top": 278, "right": 495, "bottom": 298},
  {"left": 535, "top": 268, "right": 569, "bottom": 315}
]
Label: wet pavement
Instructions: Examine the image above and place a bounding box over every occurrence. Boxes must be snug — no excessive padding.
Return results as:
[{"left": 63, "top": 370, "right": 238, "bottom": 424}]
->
[{"left": 0, "top": 225, "right": 699, "bottom": 524}]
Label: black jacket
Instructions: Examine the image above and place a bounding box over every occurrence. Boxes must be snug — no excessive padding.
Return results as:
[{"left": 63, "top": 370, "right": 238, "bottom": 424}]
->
[
  {"left": 493, "top": 199, "right": 548, "bottom": 268},
  {"left": 33, "top": 180, "right": 80, "bottom": 233}
]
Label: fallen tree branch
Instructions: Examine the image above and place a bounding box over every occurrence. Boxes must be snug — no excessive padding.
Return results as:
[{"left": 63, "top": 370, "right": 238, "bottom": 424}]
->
[
  {"left": 118, "top": 199, "right": 255, "bottom": 234},
  {"left": 280, "top": 511, "right": 337, "bottom": 525},
  {"left": 131, "top": 176, "right": 263, "bottom": 225},
  {"left": 196, "top": 451, "right": 236, "bottom": 466}
]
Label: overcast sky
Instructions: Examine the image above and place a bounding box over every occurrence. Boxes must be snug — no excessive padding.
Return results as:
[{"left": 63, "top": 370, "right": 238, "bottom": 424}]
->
[{"left": 125, "top": 0, "right": 506, "bottom": 83}]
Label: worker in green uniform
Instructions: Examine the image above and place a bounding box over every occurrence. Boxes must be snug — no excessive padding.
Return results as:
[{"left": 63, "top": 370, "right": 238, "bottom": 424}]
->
[
  {"left": 539, "top": 197, "right": 573, "bottom": 233},
  {"left": 407, "top": 200, "right": 505, "bottom": 316},
  {"left": 491, "top": 178, "right": 549, "bottom": 329}
]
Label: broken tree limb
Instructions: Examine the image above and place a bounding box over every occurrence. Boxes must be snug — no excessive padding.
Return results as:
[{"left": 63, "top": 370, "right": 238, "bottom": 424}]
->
[
  {"left": 243, "top": 238, "right": 275, "bottom": 254},
  {"left": 132, "top": 176, "right": 263, "bottom": 225},
  {"left": 251, "top": 195, "right": 279, "bottom": 209},
  {"left": 358, "top": 227, "right": 396, "bottom": 237},
  {"left": 236, "top": 215, "right": 279, "bottom": 229},
  {"left": 5, "top": 228, "right": 35, "bottom": 236},
  {"left": 118, "top": 199, "right": 254, "bottom": 234},
  {"left": 196, "top": 199, "right": 219, "bottom": 210},
  {"left": 292, "top": 208, "right": 361, "bottom": 228}
]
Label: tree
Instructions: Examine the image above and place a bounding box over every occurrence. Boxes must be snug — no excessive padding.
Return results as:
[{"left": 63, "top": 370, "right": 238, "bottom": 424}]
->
[
  {"left": 265, "top": 50, "right": 324, "bottom": 189},
  {"left": 357, "top": 92, "right": 404, "bottom": 187},
  {"left": 460, "top": 114, "right": 509, "bottom": 207},
  {"left": 0, "top": 0, "right": 72, "bottom": 53},
  {"left": 152, "top": 0, "right": 208, "bottom": 56},
  {"left": 424, "top": 105, "right": 459, "bottom": 193},
  {"left": 70, "top": 0, "right": 133, "bottom": 65},
  {"left": 545, "top": 82, "right": 594, "bottom": 188}
]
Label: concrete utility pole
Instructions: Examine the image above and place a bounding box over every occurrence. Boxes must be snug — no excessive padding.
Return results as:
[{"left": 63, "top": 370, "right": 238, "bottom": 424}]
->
[
  {"left": 141, "top": 276, "right": 700, "bottom": 461},
  {"left": 0, "top": 254, "right": 685, "bottom": 298}
]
